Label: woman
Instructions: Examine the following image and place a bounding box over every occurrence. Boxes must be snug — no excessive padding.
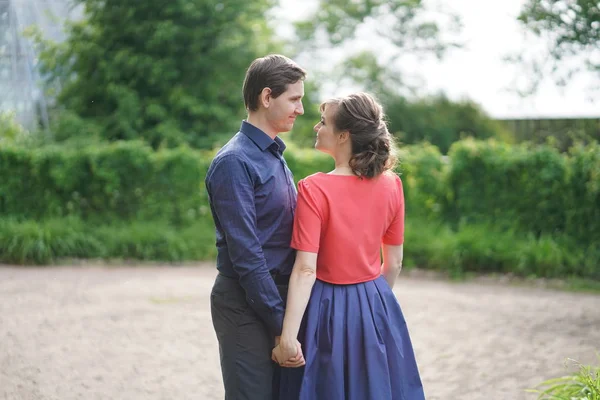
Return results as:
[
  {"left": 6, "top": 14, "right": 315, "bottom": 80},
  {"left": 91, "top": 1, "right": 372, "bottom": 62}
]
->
[{"left": 272, "top": 92, "right": 425, "bottom": 399}]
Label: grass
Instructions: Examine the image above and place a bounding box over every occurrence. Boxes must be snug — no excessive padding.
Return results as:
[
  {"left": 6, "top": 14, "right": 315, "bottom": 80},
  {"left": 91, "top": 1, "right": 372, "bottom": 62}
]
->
[
  {"left": 0, "top": 217, "right": 216, "bottom": 265},
  {"left": 0, "top": 215, "right": 598, "bottom": 292},
  {"left": 404, "top": 216, "right": 600, "bottom": 284},
  {"left": 562, "top": 278, "right": 600, "bottom": 294},
  {"left": 527, "top": 358, "right": 600, "bottom": 399}
]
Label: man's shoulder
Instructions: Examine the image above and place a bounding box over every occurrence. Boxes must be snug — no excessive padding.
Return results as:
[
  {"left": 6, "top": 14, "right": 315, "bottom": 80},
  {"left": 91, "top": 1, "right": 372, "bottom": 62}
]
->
[
  {"left": 211, "top": 133, "right": 250, "bottom": 163},
  {"left": 206, "top": 134, "right": 260, "bottom": 183}
]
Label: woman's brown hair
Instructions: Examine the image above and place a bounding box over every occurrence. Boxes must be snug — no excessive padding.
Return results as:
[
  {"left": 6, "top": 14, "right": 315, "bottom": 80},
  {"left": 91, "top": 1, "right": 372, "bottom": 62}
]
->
[{"left": 321, "top": 92, "right": 397, "bottom": 178}]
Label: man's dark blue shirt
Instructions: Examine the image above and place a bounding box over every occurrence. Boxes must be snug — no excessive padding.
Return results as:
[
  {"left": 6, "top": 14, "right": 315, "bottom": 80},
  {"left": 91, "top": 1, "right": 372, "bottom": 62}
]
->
[{"left": 205, "top": 121, "right": 297, "bottom": 335}]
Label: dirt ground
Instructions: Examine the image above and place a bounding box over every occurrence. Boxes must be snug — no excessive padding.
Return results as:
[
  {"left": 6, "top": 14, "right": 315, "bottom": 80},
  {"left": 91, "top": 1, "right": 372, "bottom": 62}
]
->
[{"left": 0, "top": 264, "right": 598, "bottom": 400}]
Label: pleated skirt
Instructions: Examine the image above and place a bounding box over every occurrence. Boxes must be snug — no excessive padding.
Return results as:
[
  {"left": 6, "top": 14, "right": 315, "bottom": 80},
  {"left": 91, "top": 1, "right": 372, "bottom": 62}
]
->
[{"left": 278, "top": 276, "right": 425, "bottom": 400}]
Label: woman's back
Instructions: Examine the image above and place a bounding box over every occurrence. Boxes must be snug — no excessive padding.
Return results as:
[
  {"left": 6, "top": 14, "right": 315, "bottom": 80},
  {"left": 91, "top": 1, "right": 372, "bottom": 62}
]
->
[
  {"left": 291, "top": 171, "right": 405, "bottom": 284},
  {"left": 277, "top": 92, "right": 424, "bottom": 400}
]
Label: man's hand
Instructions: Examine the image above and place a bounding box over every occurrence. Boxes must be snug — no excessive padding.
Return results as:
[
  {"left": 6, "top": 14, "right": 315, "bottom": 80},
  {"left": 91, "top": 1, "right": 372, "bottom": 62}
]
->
[{"left": 271, "top": 339, "right": 305, "bottom": 368}]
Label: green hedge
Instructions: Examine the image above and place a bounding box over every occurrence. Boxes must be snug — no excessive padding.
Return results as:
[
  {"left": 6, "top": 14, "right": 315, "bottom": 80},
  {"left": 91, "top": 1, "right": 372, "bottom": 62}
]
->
[
  {"left": 565, "top": 143, "right": 600, "bottom": 243},
  {"left": 397, "top": 143, "right": 447, "bottom": 217},
  {"left": 0, "top": 141, "right": 210, "bottom": 224},
  {"left": 0, "top": 139, "right": 598, "bottom": 280},
  {"left": 446, "top": 139, "right": 568, "bottom": 234},
  {"left": 445, "top": 139, "right": 599, "bottom": 246}
]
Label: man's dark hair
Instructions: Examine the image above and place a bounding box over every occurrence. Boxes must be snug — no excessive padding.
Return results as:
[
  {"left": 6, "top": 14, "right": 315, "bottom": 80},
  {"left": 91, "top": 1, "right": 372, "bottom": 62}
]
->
[{"left": 243, "top": 54, "right": 307, "bottom": 112}]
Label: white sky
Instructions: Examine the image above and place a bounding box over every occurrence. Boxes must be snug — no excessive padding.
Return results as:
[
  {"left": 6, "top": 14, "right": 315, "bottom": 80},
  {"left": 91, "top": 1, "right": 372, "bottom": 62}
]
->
[{"left": 272, "top": 0, "right": 599, "bottom": 119}]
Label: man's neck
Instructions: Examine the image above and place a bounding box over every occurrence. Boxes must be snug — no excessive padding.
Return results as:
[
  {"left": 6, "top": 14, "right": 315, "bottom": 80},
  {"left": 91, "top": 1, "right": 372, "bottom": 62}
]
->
[{"left": 246, "top": 113, "right": 278, "bottom": 140}]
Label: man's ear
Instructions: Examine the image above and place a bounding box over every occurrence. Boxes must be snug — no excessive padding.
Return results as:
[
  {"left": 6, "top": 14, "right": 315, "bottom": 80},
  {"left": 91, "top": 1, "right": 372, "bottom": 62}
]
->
[{"left": 260, "top": 88, "right": 272, "bottom": 109}]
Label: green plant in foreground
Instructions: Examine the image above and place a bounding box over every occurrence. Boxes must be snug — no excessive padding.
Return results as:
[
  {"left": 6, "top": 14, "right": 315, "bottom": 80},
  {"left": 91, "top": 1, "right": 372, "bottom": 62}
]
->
[{"left": 528, "top": 358, "right": 600, "bottom": 400}]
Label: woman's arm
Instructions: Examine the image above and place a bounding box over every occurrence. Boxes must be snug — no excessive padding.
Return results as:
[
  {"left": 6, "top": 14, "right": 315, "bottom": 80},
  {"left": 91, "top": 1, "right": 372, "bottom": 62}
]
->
[
  {"left": 382, "top": 244, "right": 403, "bottom": 288},
  {"left": 276, "top": 251, "right": 318, "bottom": 362}
]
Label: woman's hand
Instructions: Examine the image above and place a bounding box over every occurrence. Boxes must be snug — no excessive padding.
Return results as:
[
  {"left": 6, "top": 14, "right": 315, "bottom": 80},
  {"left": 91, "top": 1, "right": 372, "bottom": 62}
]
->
[{"left": 272, "top": 339, "right": 305, "bottom": 368}]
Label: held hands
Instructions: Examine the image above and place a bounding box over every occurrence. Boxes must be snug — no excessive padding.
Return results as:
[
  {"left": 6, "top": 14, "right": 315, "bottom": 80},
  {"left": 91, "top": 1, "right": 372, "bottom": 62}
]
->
[{"left": 272, "top": 336, "right": 305, "bottom": 368}]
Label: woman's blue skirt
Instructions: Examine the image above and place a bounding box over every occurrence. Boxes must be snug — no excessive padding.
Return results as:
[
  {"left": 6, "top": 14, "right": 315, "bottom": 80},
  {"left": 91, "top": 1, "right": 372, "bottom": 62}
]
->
[{"left": 278, "top": 275, "right": 425, "bottom": 400}]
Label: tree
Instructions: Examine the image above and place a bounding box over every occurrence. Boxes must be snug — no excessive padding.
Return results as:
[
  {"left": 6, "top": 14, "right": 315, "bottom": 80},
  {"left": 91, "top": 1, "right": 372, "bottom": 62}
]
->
[
  {"left": 295, "top": 0, "right": 460, "bottom": 57},
  {"left": 0, "top": 112, "right": 29, "bottom": 145},
  {"left": 516, "top": 0, "right": 600, "bottom": 92},
  {"left": 278, "top": 0, "right": 462, "bottom": 148},
  {"left": 384, "top": 94, "right": 513, "bottom": 154},
  {"left": 31, "top": 0, "right": 280, "bottom": 149},
  {"left": 292, "top": 0, "right": 462, "bottom": 98}
]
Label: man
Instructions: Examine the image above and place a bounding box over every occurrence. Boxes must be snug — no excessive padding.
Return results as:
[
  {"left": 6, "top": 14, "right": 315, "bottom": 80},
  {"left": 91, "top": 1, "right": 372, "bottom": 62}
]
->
[{"left": 205, "top": 54, "right": 306, "bottom": 399}]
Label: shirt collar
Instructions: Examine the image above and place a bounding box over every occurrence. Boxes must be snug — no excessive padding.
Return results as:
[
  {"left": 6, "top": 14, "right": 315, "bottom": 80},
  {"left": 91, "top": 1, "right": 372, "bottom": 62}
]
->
[
  {"left": 274, "top": 135, "right": 287, "bottom": 153},
  {"left": 240, "top": 121, "right": 276, "bottom": 152}
]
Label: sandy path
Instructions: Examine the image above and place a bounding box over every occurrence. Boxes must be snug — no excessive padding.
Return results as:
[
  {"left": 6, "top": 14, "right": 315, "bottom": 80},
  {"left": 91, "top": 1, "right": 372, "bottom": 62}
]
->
[{"left": 0, "top": 265, "right": 598, "bottom": 400}]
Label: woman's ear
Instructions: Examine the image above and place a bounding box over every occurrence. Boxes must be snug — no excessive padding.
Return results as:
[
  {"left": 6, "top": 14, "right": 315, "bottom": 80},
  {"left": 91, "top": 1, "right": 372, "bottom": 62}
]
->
[
  {"left": 260, "top": 87, "right": 272, "bottom": 109},
  {"left": 338, "top": 130, "right": 350, "bottom": 144}
]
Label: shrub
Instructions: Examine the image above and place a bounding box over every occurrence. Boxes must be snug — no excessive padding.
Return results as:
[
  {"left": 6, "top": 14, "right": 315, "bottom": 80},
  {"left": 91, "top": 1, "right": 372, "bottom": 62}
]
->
[
  {"left": 385, "top": 94, "right": 513, "bottom": 154},
  {"left": 1, "top": 138, "right": 598, "bottom": 281},
  {"left": 446, "top": 139, "right": 570, "bottom": 238},
  {"left": 0, "top": 141, "right": 209, "bottom": 224}
]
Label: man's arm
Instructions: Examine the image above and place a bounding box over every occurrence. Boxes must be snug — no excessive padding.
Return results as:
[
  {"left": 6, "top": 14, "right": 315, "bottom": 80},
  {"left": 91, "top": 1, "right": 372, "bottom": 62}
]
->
[{"left": 206, "top": 154, "right": 285, "bottom": 336}]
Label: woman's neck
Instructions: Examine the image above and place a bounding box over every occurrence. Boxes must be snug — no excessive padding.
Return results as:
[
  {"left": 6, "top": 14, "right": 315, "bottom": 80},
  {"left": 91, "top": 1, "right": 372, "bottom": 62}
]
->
[
  {"left": 330, "top": 163, "right": 353, "bottom": 176},
  {"left": 330, "top": 149, "right": 353, "bottom": 175}
]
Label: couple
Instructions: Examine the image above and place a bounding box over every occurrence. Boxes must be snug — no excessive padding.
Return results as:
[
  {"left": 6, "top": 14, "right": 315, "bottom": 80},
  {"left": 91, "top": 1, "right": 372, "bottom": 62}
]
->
[{"left": 205, "top": 54, "right": 425, "bottom": 400}]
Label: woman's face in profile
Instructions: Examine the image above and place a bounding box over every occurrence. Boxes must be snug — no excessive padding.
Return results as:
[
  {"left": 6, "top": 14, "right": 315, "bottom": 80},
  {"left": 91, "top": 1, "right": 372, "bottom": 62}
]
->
[{"left": 313, "top": 105, "right": 339, "bottom": 154}]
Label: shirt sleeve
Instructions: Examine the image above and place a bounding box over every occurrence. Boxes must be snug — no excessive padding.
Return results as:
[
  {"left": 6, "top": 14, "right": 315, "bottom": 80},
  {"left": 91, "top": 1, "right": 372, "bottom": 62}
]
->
[
  {"left": 383, "top": 176, "right": 405, "bottom": 245},
  {"left": 206, "top": 154, "right": 285, "bottom": 336},
  {"left": 290, "top": 179, "right": 322, "bottom": 253}
]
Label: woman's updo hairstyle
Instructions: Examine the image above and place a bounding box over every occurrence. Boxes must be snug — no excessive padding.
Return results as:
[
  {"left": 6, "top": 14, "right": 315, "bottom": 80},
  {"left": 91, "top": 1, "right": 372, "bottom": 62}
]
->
[{"left": 320, "top": 92, "right": 397, "bottom": 179}]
